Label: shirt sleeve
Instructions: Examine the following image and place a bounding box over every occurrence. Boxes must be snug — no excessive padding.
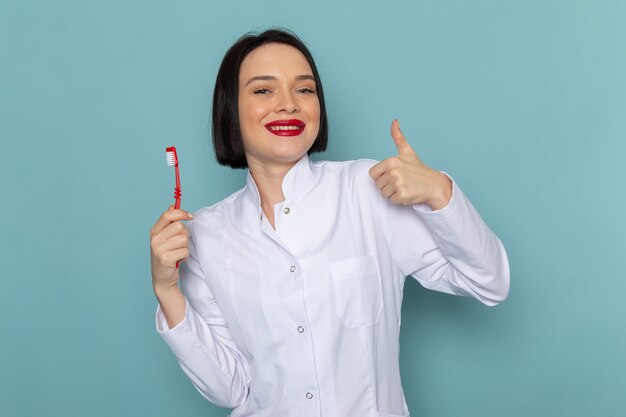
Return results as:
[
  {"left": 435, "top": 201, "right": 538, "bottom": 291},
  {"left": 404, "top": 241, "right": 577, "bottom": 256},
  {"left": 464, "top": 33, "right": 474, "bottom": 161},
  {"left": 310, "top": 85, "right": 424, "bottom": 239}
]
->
[
  {"left": 381, "top": 173, "right": 510, "bottom": 306},
  {"left": 155, "top": 217, "right": 251, "bottom": 408}
]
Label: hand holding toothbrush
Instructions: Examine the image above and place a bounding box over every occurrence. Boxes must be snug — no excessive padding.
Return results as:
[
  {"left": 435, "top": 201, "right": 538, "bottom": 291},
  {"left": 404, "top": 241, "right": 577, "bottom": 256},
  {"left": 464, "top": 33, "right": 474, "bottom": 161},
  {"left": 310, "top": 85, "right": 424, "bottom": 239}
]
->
[
  {"left": 149, "top": 205, "right": 194, "bottom": 328},
  {"left": 149, "top": 204, "right": 193, "bottom": 281}
]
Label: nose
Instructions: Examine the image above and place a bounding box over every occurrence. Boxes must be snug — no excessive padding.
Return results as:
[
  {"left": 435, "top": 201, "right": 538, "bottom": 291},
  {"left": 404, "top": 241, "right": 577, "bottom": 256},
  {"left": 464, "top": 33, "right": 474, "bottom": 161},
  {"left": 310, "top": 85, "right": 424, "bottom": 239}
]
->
[{"left": 274, "top": 89, "right": 299, "bottom": 113}]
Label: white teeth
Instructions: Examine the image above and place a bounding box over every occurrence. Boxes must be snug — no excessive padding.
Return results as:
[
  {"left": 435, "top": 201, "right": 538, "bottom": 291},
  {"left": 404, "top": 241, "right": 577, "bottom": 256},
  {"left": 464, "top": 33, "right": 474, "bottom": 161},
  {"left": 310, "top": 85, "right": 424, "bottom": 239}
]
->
[{"left": 269, "top": 125, "right": 302, "bottom": 131}]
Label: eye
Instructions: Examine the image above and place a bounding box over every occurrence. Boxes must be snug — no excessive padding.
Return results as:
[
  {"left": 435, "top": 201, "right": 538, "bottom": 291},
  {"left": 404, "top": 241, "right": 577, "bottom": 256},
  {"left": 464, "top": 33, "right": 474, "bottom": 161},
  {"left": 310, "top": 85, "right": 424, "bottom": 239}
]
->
[
  {"left": 253, "top": 88, "right": 271, "bottom": 95},
  {"left": 297, "top": 87, "right": 316, "bottom": 94}
]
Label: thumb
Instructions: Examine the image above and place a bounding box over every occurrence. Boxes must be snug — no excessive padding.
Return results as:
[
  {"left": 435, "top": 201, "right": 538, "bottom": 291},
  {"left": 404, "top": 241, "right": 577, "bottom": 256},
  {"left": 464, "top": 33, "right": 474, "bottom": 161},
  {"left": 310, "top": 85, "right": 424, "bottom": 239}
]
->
[{"left": 391, "top": 119, "right": 414, "bottom": 156}]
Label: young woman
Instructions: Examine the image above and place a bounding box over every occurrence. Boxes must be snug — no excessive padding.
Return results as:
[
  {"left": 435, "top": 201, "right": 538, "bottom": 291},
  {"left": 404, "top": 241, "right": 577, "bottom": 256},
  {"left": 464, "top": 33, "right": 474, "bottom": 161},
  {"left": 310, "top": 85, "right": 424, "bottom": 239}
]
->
[{"left": 149, "top": 29, "right": 509, "bottom": 417}]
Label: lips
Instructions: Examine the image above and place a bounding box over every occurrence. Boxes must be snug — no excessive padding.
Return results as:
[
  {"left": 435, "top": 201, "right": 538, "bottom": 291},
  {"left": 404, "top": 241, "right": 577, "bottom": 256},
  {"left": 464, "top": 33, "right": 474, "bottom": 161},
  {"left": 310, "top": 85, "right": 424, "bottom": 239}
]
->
[{"left": 264, "top": 119, "right": 305, "bottom": 137}]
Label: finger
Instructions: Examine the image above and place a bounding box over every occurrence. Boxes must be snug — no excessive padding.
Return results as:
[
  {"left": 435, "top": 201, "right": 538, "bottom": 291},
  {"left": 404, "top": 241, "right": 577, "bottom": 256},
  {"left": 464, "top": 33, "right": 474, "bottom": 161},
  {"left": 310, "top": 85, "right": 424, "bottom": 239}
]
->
[
  {"left": 150, "top": 224, "right": 189, "bottom": 255},
  {"left": 380, "top": 182, "right": 396, "bottom": 199},
  {"left": 151, "top": 208, "right": 194, "bottom": 236},
  {"left": 389, "top": 192, "right": 406, "bottom": 205},
  {"left": 391, "top": 119, "right": 415, "bottom": 156},
  {"left": 150, "top": 222, "right": 189, "bottom": 252},
  {"left": 369, "top": 160, "right": 385, "bottom": 180},
  {"left": 164, "top": 208, "right": 193, "bottom": 221},
  {"left": 157, "top": 247, "right": 190, "bottom": 268},
  {"left": 154, "top": 232, "right": 189, "bottom": 253},
  {"left": 157, "top": 220, "right": 190, "bottom": 242},
  {"left": 374, "top": 172, "right": 391, "bottom": 190},
  {"left": 172, "top": 248, "right": 190, "bottom": 266},
  {"left": 369, "top": 157, "right": 400, "bottom": 180}
]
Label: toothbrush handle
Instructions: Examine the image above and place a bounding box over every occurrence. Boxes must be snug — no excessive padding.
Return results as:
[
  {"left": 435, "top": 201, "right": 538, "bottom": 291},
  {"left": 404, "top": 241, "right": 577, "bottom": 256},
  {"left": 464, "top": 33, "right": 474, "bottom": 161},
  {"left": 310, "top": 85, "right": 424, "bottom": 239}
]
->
[
  {"left": 174, "top": 164, "right": 182, "bottom": 267},
  {"left": 174, "top": 165, "right": 181, "bottom": 209}
]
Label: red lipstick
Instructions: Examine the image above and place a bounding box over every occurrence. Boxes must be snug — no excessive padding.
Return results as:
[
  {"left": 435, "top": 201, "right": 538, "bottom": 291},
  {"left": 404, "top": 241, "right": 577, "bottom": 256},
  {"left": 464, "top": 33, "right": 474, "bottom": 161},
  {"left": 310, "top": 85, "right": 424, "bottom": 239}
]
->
[{"left": 264, "top": 119, "right": 305, "bottom": 137}]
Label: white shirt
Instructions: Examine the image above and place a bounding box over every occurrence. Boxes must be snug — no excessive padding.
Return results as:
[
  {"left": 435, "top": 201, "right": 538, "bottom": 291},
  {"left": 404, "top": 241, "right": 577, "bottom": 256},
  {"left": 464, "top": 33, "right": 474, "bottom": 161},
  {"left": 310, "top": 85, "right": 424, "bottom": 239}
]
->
[{"left": 156, "top": 155, "right": 509, "bottom": 417}]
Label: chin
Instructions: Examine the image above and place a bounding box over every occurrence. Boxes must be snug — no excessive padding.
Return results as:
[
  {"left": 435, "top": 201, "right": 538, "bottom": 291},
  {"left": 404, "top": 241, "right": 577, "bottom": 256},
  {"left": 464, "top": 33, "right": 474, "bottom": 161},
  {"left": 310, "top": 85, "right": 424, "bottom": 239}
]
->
[
  {"left": 272, "top": 142, "right": 312, "bottom": 160},
  {"left": 272, "top": 151, "right": 308, "bottom": 165}
]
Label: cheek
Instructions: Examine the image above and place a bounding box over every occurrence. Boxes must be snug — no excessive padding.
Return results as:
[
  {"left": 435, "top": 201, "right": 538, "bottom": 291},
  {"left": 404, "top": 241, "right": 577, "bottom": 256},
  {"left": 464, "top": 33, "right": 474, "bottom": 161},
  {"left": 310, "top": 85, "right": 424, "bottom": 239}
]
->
[
  {"left": 240, "top": 102, "right": 269, "bottom": 127},
  {"left": 238, "top": 103, "right": 259, "bottom": 135},
  {"left": 310, "top": 98, "right": 321, "bottom": 119},
  {"left": 308, "top": 101, "right": 321, "bottom": 129}
]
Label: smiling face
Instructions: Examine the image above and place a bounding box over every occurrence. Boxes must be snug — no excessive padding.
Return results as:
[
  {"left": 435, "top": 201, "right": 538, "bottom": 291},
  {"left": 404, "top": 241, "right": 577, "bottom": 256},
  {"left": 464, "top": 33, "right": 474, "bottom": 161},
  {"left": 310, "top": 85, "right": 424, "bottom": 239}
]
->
[{"left": 238, "top": 42, "right": 321, "bottom": 170}]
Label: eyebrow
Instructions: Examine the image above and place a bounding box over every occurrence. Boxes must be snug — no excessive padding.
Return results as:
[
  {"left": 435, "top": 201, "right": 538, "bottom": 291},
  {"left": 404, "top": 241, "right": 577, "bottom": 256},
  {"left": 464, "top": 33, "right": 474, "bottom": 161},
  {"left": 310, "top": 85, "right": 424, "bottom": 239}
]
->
[{"left": 244, "top": 74, "right": 315, "bottom": 87}]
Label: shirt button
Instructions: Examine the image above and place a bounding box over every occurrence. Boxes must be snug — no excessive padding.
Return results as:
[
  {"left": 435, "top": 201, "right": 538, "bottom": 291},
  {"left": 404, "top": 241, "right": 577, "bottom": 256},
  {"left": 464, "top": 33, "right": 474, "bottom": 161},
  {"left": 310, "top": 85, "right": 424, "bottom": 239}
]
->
[
  {"left": 283, "top": 207, "right": 290, "bottom": 214},
  {"left": 290, "top": 265, "right": 296, "bottom": 272},
  {"left": 306, "top": 392, "right": 313, "bottom": 399},
  {"left": 297, "top": 326, "right": 304, "bottom": 333}
]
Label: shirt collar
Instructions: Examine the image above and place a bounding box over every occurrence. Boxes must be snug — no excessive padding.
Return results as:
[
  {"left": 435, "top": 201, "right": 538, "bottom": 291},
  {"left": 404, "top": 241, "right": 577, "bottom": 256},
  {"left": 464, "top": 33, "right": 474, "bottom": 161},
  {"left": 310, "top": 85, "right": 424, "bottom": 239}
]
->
[
  {"left": 243, "top": 154, "right": 316, "bottom": 217},
  {"left": 281, "top": 154, "right": 315, "bottom": 199}
]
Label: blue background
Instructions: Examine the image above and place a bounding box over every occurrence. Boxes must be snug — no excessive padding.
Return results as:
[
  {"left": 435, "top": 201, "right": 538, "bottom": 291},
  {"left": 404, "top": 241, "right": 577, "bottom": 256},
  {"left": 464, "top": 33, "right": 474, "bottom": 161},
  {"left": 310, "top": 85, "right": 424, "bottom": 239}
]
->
[{"left": 1, "top": 1, "right": 625, "bottom": 416}]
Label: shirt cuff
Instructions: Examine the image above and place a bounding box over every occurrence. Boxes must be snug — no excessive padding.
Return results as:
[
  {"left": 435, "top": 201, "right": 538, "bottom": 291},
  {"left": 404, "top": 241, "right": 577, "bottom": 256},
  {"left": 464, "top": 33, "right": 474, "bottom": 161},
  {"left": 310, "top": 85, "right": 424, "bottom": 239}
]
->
[{"left": 155, "top": 299, "right": 189, "bottom": 334}]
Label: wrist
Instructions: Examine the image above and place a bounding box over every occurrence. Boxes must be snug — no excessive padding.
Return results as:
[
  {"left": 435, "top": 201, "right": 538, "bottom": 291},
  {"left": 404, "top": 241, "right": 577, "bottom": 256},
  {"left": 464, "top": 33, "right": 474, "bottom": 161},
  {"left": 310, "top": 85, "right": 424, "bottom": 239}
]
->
[
  {"left": 153, "top": 284, "right": 186, "bottom": 330},
  {"left": 153, "top": 281, "right": 181, "bottom": 298},
  {"left": 426, "top": 172, "right": 452, "bottom": 211}
]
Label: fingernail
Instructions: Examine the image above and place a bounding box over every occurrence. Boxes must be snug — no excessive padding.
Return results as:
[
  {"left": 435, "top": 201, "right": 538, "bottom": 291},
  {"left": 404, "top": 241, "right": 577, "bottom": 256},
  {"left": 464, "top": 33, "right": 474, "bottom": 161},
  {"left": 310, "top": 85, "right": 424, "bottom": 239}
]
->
[
  {"left": 396, "top": 119, "right": 401, "bottom": 129},
  {"left": 188, "top": 213, "right": 194, "bottom": 219}
]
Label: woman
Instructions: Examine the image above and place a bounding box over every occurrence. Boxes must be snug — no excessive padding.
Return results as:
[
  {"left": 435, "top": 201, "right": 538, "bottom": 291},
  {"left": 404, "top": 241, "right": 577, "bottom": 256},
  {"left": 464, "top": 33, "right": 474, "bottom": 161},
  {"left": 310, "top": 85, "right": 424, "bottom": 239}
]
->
[{"left": 149, "top": 29, "right": 509, "bottom": 417}]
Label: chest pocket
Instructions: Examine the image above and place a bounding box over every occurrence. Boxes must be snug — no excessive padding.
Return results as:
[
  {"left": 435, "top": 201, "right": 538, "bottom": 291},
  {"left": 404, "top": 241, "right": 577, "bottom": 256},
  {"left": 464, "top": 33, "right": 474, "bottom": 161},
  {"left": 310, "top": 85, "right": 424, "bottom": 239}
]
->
[{"left": 329, "top": 254, "right": 383, "bottom": 328}]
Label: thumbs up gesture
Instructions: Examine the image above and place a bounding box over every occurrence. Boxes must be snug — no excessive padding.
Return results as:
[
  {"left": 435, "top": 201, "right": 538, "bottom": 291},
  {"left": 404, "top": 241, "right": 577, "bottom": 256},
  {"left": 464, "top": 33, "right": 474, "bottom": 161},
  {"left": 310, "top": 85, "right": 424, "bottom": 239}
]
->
[{"left": 368, "top": 120, "right": 452, "bottom": 210}]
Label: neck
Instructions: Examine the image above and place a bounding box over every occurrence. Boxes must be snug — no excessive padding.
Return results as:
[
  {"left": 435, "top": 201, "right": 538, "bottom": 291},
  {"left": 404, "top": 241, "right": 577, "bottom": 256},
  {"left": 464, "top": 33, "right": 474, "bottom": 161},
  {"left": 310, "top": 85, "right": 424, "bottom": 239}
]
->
[{"left": 248, "top": 158, "right": 300, "bottom": 228}]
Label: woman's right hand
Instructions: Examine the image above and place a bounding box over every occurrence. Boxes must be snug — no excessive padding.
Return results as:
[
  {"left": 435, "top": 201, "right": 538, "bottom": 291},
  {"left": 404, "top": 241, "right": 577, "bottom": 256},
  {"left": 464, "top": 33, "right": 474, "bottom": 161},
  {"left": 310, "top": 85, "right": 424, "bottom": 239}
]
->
[{"left": 149, "top": 205, "right": 194, "bottom": 292}]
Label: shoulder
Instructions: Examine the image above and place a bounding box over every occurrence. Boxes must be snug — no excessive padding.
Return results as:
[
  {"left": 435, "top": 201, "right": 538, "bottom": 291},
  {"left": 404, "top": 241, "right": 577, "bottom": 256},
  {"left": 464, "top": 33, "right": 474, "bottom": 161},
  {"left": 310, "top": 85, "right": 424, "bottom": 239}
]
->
[
  {"left": 310, "top": 158, "right": 383, "bottom": 206},
  {"left": 311, "top": 158, "right": 379, "bottom": 183},
  {"left": 188, "top": 187, "right": 246, "bottom": 234},
  {"left": 194, "top": 189, "right": 241, "bottom": 217}
]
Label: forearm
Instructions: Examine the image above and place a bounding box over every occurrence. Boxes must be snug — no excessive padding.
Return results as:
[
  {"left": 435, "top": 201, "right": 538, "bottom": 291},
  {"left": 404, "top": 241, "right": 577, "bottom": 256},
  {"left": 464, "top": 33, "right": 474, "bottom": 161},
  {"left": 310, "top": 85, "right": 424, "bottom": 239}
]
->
[
  {"left": 416, "top": 181, "right": 510, "bottom": 304},
  {"left": 155, "top": 294, "right": 251, "bottom": 408},
  {"left": 154, "top": 284, "right": 186, "bottom": 329}
]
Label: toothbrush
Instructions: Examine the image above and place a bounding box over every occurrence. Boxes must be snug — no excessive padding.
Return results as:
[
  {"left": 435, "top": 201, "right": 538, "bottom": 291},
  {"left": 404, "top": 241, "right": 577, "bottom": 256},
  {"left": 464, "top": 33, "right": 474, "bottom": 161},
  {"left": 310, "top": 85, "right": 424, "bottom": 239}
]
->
[
  {"left": 165, "top": 146, "right": 182, "bottom": 268},
  {"left": 165, "top": 146, "right": 182, "bottom": 209}
]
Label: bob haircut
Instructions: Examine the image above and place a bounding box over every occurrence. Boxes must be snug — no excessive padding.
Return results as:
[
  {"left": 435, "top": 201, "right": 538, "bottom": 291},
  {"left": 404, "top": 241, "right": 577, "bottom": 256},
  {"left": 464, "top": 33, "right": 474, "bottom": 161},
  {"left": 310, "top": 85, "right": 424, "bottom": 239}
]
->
[{"left": 212, "top": 28, "right": 328, "bottom": 169}]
